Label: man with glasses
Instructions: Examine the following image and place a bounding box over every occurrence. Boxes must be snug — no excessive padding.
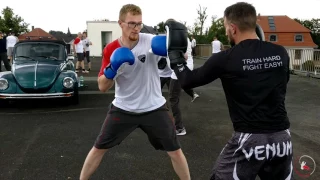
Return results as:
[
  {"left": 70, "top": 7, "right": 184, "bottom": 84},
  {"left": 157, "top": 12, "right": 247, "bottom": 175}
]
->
[{"left": 79, "top": 4, "right": 191, "bottom": 180}]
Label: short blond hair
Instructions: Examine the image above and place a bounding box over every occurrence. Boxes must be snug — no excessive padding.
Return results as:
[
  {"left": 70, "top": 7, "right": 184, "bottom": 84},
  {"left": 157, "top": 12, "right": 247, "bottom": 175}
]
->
[{"left": 119, "top": 4, "right": 142, "bottom": 21}]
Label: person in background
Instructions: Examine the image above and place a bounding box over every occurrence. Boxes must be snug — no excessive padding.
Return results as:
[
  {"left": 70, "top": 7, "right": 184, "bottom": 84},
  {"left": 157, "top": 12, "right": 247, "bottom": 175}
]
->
[
  {"left": 6, "top": 31, "right": 18, "bottom": 65},
  {"left": 82, "top": 32, "right": 93, "bottom": 72},
  {"left": 211, "top": 36, "right": 223, "bottom": 54},
  {"left": 0, "top": 31, "right": 11, "bottom": 72},
  {"left": 73, "top": 32, "right": 88, "bottom": 73},
  {"left": 191, "top": 36, "right": 196, "bottom": 56},
  {"left": 169, "top": 37, "right": 199, "bottom": 136}
]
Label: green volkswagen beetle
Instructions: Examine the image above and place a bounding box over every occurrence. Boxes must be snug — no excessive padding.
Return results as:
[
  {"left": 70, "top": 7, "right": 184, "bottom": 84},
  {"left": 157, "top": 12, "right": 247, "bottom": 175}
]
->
[{"left": 0, "top": 40, "right": 79, "bottom": 104}]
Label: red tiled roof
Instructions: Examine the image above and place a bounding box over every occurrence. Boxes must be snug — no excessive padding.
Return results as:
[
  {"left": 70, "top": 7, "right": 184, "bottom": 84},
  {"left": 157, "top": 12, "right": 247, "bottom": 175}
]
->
[
  {"left": 18, "top": 28, "right": 57, "bottom": 40},
  {"left": 257, "top": 15, "right": 311, "bottom": 33}
]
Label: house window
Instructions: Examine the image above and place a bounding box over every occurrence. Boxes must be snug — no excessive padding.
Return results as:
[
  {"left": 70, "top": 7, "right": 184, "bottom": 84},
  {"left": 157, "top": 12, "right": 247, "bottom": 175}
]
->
[
  {"left": 295, "top": 34, "right": 303, "bottom": 42},
  {"left": 268, "top": 19, "right": 275, "bottom": 24},
  {"left": 269, "top": 35, "right": 277, "bottom": 42},
  {"left": 270, "top": 26, "right": 276, "bottom": 31},
  {"left": 268, "top": 16, "right": 276, "bottom": 31}
]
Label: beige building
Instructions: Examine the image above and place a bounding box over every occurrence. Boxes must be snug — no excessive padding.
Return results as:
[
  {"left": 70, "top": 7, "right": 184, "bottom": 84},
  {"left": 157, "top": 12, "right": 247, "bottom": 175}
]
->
[{"left": 86, "top": 20, "right": 122, "bottom": 57}]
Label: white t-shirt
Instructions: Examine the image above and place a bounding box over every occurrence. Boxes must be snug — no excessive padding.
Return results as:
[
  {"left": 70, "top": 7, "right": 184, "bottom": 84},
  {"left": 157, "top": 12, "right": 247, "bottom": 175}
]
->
[
  {"left": 74, "top": 38, "right": 84, "bottom": 53},
  {"left": 171, "top": 37, "right": 193, "bottom": 80},
  {"left": 158, "top": 63, "right": 172, "bottom": 78},
  {"left": 191, "top": 39, "right": 196, "bottom": 48},
  {"left": 82, "top": 38, "right": 91, "bottom": 51},
  {"left": 112, "top": 33, "right": 166, "bottom": 113},
  {"left": 6, "top": 35, "right": 17, "bottom": 48},
  {"left": 212, "top": 40, "right": 222, "bottom": 53}
]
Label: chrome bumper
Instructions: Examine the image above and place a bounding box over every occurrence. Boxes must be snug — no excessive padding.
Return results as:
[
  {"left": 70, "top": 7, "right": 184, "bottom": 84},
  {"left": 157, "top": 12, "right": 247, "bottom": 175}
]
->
[{"left": 0, "top": 92, "right": 74, "bottom": 99}]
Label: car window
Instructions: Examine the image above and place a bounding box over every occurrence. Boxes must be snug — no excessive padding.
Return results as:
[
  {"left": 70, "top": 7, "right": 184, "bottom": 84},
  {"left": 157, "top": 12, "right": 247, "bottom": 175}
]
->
[{"left": 14, "top": 43, "right": 66, "bottom": 60}]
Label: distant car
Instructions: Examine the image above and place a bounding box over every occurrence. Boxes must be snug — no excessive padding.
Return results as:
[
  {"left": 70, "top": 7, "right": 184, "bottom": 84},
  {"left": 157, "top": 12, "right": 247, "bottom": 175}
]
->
[{"left": 0, "top": 40, "right": 79, "bottom": 105}]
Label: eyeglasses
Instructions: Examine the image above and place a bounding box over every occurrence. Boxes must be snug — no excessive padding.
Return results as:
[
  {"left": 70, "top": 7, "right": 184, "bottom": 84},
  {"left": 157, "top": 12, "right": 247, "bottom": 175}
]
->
[{"left": 122, "top": 21, "right": 144, "bottom": 29}]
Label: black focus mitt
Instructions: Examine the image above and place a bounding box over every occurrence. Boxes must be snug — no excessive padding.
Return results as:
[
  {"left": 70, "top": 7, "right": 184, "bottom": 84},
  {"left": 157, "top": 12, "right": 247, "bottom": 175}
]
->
[{"left": 164, "top": 19, "right": 188, "bottom": 68}]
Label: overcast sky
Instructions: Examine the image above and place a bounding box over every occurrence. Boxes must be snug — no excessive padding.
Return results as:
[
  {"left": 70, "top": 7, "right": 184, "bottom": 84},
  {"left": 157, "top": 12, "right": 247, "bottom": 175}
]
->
[{"left": 1, "top": 0, "right": 318, "bottom": 34}]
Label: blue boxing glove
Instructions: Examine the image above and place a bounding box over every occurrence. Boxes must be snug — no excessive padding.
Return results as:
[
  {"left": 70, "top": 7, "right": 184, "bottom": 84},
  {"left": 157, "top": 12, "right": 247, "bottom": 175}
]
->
[
  {"left": 151, "top": 35, "right": 167, "bottom": 56},
  {"left": 104, "top": 47, "right": 135, "bottom": 79},
  {"left": 151, "top": 20, "right": 188, "bottom": 69}
]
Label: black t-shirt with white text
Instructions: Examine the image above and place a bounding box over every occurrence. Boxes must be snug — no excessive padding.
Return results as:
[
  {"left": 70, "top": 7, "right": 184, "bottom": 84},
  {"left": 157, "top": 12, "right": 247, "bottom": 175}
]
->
[{"left": 174, "top": 39, "right": 290, "bottom": 133}]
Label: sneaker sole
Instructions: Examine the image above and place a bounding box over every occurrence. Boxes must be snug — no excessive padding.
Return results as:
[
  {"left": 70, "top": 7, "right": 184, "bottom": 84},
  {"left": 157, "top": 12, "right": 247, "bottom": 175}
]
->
[
  {"left": 176, "top": 132, "right": 186, "bottom": 136},
  {"left": 191, "top": 96, "right": 199, "bottom": 102}
]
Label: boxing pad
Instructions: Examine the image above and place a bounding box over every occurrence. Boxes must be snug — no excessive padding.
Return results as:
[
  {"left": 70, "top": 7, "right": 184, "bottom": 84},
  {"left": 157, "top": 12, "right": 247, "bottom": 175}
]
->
[
  {"left": 164, "top": 19, "right": 188, "bottom": 67},
  {"left": 151, "top": 35, "right": 167, "bottom": 56},
  {"left": 104, "top": 47, "right": 135, "bottom": 79},
  {"left": 256, "top": 24, "right": 265, "bottom": 41},
  {"left": 158, "top": 57, "right": 167, "bottom": 70}
]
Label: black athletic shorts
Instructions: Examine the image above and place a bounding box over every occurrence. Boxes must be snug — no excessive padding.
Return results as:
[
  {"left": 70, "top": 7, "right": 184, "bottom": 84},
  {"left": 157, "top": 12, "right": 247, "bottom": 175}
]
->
[
  {"left": 94, "top": 103, "right": 181, "bottom": 151},
  {"left": 84, "top": 51, "right": 90, "bottom": 63},
  {"left": 76, "top": 53, "right": 84, "bottom": 61},
  {"left": 210, "top": 130, "right": 293, "bottom": 180}
]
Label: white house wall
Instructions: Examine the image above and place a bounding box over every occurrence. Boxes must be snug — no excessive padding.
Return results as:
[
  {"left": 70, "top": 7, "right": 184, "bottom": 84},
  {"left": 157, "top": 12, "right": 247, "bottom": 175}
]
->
[
  {"left": 286, "top": 48, "right": 314, "bottom": 69},
  {"left": 86, "top": 21, "right": 121, "bottom": 57}
]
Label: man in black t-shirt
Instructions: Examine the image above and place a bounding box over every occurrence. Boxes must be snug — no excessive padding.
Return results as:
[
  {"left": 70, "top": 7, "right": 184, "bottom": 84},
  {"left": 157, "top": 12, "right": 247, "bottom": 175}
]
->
[{"left": 167, "top": 2, "right": 293, "bottom": 180}]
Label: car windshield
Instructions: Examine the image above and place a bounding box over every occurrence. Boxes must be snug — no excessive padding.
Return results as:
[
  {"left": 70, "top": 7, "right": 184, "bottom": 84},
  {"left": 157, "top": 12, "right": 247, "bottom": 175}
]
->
[{"left": 14, "top": 43, "right": 66, "bottom": 60}]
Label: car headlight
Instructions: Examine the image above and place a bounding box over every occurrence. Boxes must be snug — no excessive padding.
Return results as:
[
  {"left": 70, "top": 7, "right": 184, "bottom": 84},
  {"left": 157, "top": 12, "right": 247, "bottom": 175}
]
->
[
  {"left": 63, "top": 77, "right": 74, "bottom": 88},
  {"left": 0, "top": 78, "right": 8, "bottom": 90}
]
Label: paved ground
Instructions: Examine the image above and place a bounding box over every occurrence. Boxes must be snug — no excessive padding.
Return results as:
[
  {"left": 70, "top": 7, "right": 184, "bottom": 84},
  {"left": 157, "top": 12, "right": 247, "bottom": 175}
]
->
[{"left": 0, "top": 58, "right": 320, "bottom": 180}]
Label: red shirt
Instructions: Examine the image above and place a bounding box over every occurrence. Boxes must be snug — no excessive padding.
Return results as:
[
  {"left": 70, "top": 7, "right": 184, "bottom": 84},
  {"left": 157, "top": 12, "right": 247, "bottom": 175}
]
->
[{"left": 98, "top": 40, "right": 121, "bottom": 77}]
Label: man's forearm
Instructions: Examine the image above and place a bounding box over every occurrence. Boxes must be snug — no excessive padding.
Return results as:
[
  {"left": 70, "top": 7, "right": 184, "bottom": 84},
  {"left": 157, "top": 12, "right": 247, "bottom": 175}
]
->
[
  {"left": 174, "top": 65, "right": 213, "bottom": 90},
  {"left": 173, "top": 54, "right": 224, "bottom": 89},
  {"left": 173, "top": 65, "right": 195, "bottom": 89},
  {"left": 98, "top": 75, "right": 114, "bottom": 92}
]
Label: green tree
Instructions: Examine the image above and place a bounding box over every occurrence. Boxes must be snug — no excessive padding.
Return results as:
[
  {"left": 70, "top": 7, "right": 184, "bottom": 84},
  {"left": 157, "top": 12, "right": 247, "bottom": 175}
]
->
[
  {"left": 196, "top": 5, "right": 208, "bottom": 36},
  {"left": 156, "top": 21, "right": 165, "bottom": 33},
  {"left": 0, "top": 6, "right": 29, "bottom": 35},
  {"left": 189, "top": 21, "right": 201, "bottom": 36},
  {"left": 189, "top": 5, "right": 208, "bottom": 36},
  {"left": 207, "top": 16, "right": 228, "bottom": 45},
  {"left": 294, "top": 18, "right": 320, "bottom": 48}
]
